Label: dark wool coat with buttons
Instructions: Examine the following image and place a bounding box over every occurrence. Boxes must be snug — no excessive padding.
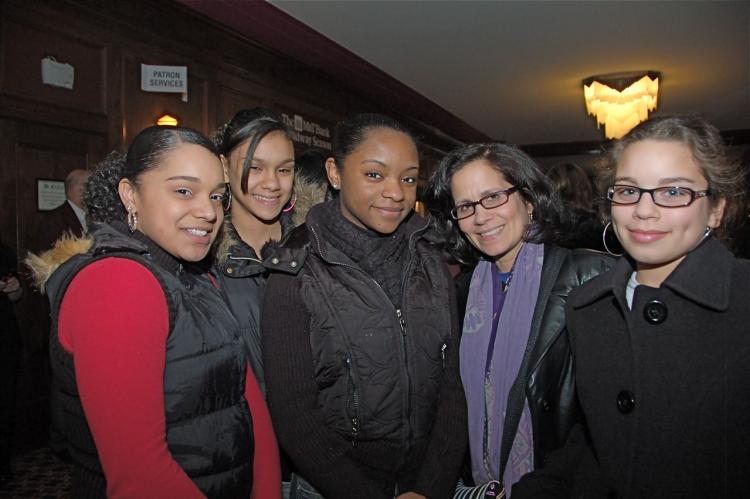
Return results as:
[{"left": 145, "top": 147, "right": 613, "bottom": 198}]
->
[{"left": 513, "top": 236, "right": 750, "bottom": 499}]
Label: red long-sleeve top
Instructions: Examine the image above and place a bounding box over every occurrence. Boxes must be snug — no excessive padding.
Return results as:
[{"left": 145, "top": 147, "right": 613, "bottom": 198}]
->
[{"left": 57, "top": 257, "right": 280, "bottom": 499}]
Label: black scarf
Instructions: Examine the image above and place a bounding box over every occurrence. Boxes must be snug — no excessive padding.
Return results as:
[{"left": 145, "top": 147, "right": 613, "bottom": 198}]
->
[{"left": 315, "top": 200, "right": 412, "bottom": 307}]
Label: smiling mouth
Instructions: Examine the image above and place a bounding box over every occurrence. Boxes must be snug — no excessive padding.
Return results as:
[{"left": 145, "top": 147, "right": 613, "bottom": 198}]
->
[
  {"left": 253, "top": 194, "right": 280, "bottom": 204},
  {"left": 374, "top": 206, "right": 403, "bottom": 216},
  {"left": 478, "top": 226, "right": 503, "bottom": 237},
  {"left": 628, "top": 229, "right": 668, "bottom": 242}
]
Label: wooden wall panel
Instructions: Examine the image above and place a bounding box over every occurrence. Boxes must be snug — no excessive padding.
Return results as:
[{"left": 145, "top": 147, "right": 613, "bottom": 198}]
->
[
  {"left": 0, "top": 18, "right": 107, "bottom": 116},
  {"left": 120, "top": 52, "right": 209, "bottom": 143}
]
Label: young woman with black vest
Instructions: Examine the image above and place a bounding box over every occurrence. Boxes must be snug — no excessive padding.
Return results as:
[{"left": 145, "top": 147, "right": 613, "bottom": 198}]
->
[
  {"left": 261, "top": 114, "right": 467, "bottom": 499},
  {"left": 27, "top": 126, "right": 272, "bottom": 498},
  {"left": 425, "top": 143, "right": 612, "bottom": 498}
]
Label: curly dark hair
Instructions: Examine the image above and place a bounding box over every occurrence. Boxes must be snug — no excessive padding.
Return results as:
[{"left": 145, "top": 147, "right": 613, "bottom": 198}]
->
[
  {"left": 85, "top": 126, "right": 218, "bottom": 223},
  {"left": 424, "top": 143, "right": 564, "bottom": 265},
  {"left": 597, "top": 115, "right": 746, "bottom": 241},
  {"left": 85, "top": 150, "right": 127, "bottom": 223}
]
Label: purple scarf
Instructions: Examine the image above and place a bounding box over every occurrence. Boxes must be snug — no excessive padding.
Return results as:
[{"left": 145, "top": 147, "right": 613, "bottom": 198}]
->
[{"left": 460, "top": 243, "right": 544, "bottom": 492}]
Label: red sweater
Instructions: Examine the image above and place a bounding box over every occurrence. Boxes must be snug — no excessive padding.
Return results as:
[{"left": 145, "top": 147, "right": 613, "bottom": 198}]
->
[{"left": 58, "top": 257, "right": 280, "bottom": 499}]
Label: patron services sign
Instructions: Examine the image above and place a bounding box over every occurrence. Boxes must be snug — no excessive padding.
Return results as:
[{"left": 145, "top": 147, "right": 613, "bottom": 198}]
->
[{"left": 141, "top": 65, "right": 188, "bottom": 100}]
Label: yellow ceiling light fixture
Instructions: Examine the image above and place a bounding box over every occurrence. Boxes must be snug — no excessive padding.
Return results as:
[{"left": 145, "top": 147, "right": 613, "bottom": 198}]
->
[
  {"left": 583, "top": 71, "right": 660, "bottom": 139},
  {"left": 156, "top": 113, "right": 179, "bottom": 126}
]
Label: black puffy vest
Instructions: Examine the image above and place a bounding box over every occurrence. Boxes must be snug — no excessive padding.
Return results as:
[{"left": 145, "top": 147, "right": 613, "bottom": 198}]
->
[
  {"left": 267, "top": 218, "right": 452, "bottom": 447},
  {"left": 46, "top": 224, "right": 253, "bottom": 498}
]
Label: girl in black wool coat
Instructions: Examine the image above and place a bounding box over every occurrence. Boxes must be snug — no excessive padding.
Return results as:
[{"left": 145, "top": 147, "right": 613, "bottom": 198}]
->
[{"left": 514, "top": 115, "right": 750, "bottom": 499}]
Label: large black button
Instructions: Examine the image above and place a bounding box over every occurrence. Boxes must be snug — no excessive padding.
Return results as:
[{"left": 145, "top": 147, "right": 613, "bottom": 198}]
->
[
  {"left": 643, "top": 300, "right": 668, "bottom": 324},
  {"left": 616, "top": 390, "right": 635, "bottom": 414}
]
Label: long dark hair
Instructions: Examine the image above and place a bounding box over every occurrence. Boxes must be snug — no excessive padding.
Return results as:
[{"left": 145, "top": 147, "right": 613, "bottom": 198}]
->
[
  {"left": 425, "top": 143, "right": 563, "bottom": 265},
  {"left": 218, "top": 108, "right": 292, "bottom": 194},
  {"left": 86, "top": 126, "right": 218, "bottom": 223}
]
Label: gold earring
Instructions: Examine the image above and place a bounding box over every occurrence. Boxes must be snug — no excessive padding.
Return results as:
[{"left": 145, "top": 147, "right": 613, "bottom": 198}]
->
[{"left": 127, "top": 205, "right": 138, "bottom": 233}]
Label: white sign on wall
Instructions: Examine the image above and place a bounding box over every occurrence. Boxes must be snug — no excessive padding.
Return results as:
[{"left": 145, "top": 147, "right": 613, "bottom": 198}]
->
[
  {"left": 37, "top": 179, "right": 67, "bottom": 211},
  {"left": 141, "top": 64, "right": 188, "bottom": 101}
]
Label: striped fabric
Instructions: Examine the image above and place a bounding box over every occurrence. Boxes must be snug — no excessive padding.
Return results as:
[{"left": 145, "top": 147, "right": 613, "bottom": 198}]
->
[{"left": 454, "top": 479, "right": 504, "bottom": 498}]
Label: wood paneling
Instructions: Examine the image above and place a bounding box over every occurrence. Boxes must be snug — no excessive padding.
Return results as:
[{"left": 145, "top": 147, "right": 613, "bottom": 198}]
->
[{"left": 0, "top": 19, "right": 107, "bottom": 116}]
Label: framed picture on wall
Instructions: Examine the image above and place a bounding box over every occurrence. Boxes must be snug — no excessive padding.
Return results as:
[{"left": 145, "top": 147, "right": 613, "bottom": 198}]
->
[{"left": 37, "top": 179, "right": 66, "bottom": 211}]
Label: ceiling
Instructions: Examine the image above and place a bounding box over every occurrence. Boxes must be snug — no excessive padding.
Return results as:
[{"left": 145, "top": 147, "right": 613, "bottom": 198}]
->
[{"left": 267, "top": 0, "right": 750, "bottom": 146}]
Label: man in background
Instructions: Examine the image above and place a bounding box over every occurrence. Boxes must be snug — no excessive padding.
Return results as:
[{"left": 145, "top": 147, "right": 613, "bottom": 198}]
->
[{"left": 36, "top": 169, "right": 90, "bottom": 251}]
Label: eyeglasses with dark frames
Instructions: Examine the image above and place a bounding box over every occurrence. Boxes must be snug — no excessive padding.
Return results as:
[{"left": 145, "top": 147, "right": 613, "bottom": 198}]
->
[
  {"left": 606, "top": 185, "right": 711, "bottom": 208},
  {"left": 451, "top": 187, "right": 519, "bottom": 220}
]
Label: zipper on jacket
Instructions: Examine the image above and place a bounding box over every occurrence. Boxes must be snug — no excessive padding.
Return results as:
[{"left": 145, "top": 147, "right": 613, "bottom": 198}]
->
[
  {"left": 440, "top": 343, "right": 447, "bottom": 371},
  {"left": 310, "top": 225, "right": 426, "bottom": 448},
  {"left": 344, "top": 357, "right": 360, "bottom": 446}
]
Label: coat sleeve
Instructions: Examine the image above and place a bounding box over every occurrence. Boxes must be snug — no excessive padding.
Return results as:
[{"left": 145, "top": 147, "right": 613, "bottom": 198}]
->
[
  {"left": 261, "top": 272, "right": 387, "bottom": 499},
  {"left": 59, "top": 258, "right": 205, "bottom": 499},
  {"left": 410, "top": 264, "right": 469, "bottom": 499}
]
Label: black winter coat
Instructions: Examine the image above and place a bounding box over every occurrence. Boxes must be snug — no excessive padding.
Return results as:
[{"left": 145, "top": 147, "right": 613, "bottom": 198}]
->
[
  {"left": 262, "top": 213, "right": 467, "bottom": 499},
  {"left": 456, "top": 245, "right": 613, "bottom": 478},
  {"left": 213, "top": 217, "right": 294, "bottom": 395},
  {"left": 514, "top": 237, "right": 750, "bottom": 498}
]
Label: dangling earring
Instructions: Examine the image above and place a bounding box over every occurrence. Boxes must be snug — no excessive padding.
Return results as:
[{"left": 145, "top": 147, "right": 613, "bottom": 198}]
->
[
  {"left": 528, "top": 212, "right": 534, "bottom": 225},
  {"left": 703, "top": 226, "right": 713, "bottom": 239},
  {"left": 282, "top": 193, "right": 297, "bottom": 213},
  {"left": 602, "top": 221, "right": 623, "bottom": 256},
  {"left": 223, "top": 185, "right": 232, "bottom": 213},
  {"left": 127, "top": 205, "right": 138, "bottom": 233}
]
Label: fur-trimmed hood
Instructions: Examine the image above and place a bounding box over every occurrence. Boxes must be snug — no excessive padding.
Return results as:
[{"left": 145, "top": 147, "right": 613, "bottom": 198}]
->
[{"left": 25, "top": 235, "right": 93, "bottom": 293}]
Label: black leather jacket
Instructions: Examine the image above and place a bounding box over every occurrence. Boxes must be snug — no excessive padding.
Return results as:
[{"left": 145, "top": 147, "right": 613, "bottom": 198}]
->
[{"left": 456, "top": 245, "right": 613, "bottom": 473}]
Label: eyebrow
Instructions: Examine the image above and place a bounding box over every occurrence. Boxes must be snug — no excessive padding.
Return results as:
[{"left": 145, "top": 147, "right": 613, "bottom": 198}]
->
[
  {"left": 454, "top": 187, "right": 508, "bottom": 205},
  {"left": 614, "top": 176, "right": 697, "bottom": 185},
  {"left": 250, "top": 157, "right": 295, "bottom": 166},
  {"left": 165, "top": 175, "right": 200, "bottom": 182}
]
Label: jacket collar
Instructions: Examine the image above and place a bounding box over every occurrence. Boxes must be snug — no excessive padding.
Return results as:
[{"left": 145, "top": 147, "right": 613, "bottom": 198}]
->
[
  {"left": 265, "top": 202, "right": 430, "bottom": 275},
  {"left": 569, "top": 236, "right": 733, "bottom": 311}
]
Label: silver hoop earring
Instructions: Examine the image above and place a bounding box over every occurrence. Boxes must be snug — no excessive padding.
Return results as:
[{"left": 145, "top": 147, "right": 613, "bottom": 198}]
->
[
  {"left": 127, "top": 206, "right": 138, "bottom": 233},
  {"left": 602, "top": 221, "right": 623, "bottom": 256}
]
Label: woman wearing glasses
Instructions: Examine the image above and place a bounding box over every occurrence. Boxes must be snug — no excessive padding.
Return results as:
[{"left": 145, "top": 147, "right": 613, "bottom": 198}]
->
[
  {"left": 513, "top": 116, "right": 749, "bottom": 498},
  {"left": 425, "top": 143, "right": 612, "bottom": 497}
]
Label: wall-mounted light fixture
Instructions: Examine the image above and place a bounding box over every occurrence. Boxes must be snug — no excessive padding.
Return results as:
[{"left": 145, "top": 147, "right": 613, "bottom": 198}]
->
[
  {"left": 583, "top": 71, "right": 660, "bottom": 139},
  {"left": 156, "top": 113, "right": 179, "bottom": 126}
]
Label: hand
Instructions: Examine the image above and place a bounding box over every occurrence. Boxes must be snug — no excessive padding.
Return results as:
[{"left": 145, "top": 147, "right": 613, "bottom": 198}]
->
[
  {"left": 396, "top": 493, "right": 426, "bottom": 499},
  {"left": 1, "top": 276, "right": 22, "bottom": 301}
]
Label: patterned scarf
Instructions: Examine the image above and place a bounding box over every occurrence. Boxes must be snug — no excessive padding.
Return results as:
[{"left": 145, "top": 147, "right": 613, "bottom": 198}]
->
[{"left": 460, "top": 242, "right": 544, "bottom": 492}]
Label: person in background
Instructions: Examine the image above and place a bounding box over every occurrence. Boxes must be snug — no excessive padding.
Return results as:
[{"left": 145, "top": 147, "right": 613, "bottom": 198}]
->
[
  {"left": 292, "top": 147, "right": 332, "bottom": 226},
  {"left": 0, "top": 239, "right": 22, "bottom": 486},
  {"left": 424, "top": 143, "right": 612, "bottom": 498},
  {"left": 262, "top": 113, "right": 467, "bottom": 499},
  {"left": 27, "top": 126, "right": 267, "bottom": 498},
  {"left": 545, "top": 162, "right": 606, "bottom": 252},
  {"left": 37, "top": 169, "right": 91, "bottom": 251},
  {"left": 513, "top": 115, "right": 749, "bottom": 498}
]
